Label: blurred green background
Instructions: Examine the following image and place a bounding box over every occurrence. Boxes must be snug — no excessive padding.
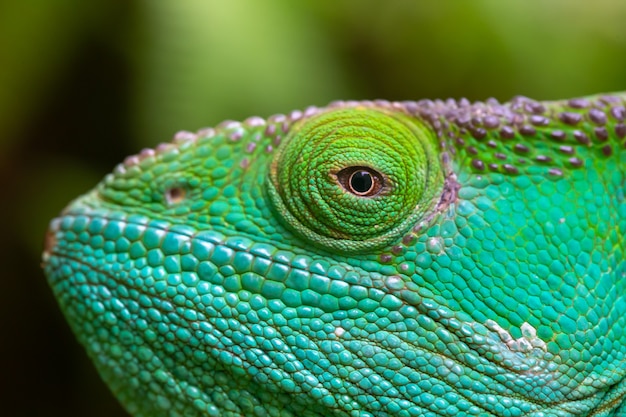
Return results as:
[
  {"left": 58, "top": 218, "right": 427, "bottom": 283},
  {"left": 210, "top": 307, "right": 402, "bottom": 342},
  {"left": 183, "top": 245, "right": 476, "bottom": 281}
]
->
[{"left": 2, "top": 1, "right": 625, "bottom": 415}]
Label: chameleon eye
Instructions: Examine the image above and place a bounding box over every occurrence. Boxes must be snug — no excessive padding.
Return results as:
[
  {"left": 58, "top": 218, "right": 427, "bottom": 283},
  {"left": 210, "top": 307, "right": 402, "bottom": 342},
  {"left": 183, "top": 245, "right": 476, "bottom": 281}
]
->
[
  {"left": 268, "top": 107, "right": 444, "bottom": 253},
  {"left": 337, "top": 166, "right": 383, "bottom": 197}
]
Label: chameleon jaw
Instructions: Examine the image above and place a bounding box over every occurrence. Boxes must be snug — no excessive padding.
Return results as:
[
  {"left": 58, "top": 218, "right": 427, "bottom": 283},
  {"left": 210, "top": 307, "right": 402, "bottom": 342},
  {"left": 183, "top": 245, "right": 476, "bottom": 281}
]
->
[{"left": 43, "top": 205, "right": 600, "bottom": 417}]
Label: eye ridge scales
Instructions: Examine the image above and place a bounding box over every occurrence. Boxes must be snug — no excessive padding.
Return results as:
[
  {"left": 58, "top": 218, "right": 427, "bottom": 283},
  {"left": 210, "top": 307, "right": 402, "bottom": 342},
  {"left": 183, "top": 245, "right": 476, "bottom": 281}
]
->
[
  {"left": 269, "top": 106, "right": 443, "bottom": 252},
  {"left": 43, "top": 94, "right": 626, "bottom": 416}
]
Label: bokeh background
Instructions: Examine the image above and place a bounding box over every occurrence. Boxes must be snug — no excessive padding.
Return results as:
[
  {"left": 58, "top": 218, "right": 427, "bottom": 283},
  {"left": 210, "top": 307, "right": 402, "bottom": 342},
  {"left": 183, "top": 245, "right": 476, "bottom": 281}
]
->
[{"left": 2, "top": 1, "right": 626, "bottom": 415}]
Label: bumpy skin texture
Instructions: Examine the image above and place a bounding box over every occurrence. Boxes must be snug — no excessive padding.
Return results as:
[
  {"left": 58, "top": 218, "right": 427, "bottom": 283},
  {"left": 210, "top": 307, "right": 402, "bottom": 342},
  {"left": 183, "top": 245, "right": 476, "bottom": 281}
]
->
[{"left": 43, "top": 93, "right": 626, "bottom": 416}]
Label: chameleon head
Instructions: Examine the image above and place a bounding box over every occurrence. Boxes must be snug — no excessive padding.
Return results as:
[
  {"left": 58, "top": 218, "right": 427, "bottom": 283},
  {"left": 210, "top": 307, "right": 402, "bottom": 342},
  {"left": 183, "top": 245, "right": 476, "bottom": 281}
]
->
[{"left": 43, "top": 98, "right": 626, "bottom": 416}]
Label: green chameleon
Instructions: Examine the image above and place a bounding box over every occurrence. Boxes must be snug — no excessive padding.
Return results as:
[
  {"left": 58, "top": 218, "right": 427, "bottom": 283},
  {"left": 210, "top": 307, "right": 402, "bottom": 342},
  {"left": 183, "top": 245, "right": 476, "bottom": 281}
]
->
[{"left": 43, "top": 93, "right": 626, "bottom": 416}]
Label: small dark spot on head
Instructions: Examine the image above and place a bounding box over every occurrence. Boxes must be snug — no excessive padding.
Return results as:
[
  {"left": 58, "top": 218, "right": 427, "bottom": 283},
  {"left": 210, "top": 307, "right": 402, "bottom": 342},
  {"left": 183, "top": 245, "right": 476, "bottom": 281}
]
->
[
  {"left": 568, "top": 98, "right": 589, "bottom": 109},
  {"left": 503, "top": 164, "right": 519, "bottom": 174},
  {"left": 487, "top": 140, "right": 497, "bottom": 148},
  {"left": 402, "top": 234, "right": 416, "bottom": 245},
  {"left": 175, "top": 130, "right": 198, "bottom": 142},
  {"left": 568, "top": 157, "right": 583, "bottom": 167},
  {"left": 525, "top": 101, "right": 546, "bottom": 114},
  {"left": 594, "top": 127, "right": 609, "bottom": 142},
  {"left": 483, "top": 115, "right": 500, "bottom": 129},
  {"left": 218, "top": 120, "right": 241, "bottom": 130},
  {"left": 467, "top": 146, "right": 478, "bottom": 155},
  {"left": 380, "top": 254, "right": 393, "bottom": 263},
  {"left": 391, "top": 245, "right": 404, "bottom": 255},
  {"left": 512, "top": 114, "right": 524, "bottom": 125},
  {"left": 514, "top": 143, "right": 530, "bottom": 153},
  {"left": 573, "top": 130, "right": 590, "bottom": 145},
  {"left": 601, "top": 144, "right": 613, "bottom": 156},
  {"left": 535, "top": 155, "right": 552, "bottom": 163},
  {"left": 139, "top": 148, "right": 155, "bottom": 159},
  {"left": 610, "top": 106, "right": 625, "bottom": 121},
  {"left": 418, "top": 99, "right": 435, "bottom": 109},
  {"left": 495, "top": 152, "right": 507, "bottom": 160},
  {"left": 471, "top": 159, "right": 485, "bottom": 170},
  {"left": 269, "top": 113, "right": 286, "bottom": 123},
  {"left": 559, "top": 112, "right": 582, "bottom": 125},
  {"left": 404, "top": 101, "right": 419, "bottom": 114},
  {"left": 471, "top": 128, "right": 487, "bottom": 139},
  {"left": 530, "top": 115, "right": 549, "bottom": 126},
  {"left": 489, "top": 163, "right": 499, "bottom": 171},
  {"left": 510, "top": 96, "right": 526, "bottom": 111},
  {"left": 265, "top": 124, "right": 276, "bottom": 136},
  {"left": 588, "top": 108, "right": 607, "bottom": 125},
  {"left": 499, "top": 126, "right": 515, "bottom": 139},
  {"left": 486, "top": 97, "right": 500, "bottom": 106},
  {"left": 304, "top": 106, "right": 319, "bottom": 117},
  {"left": 549, "top": 168, "right": 563, "bottom": 176},
  {"left": 456, "top": 114, "right": 471, "bottom": 127},
  {"left": 550, "top": 130, "right": 567, "bottom": 141},
  {"left": 519, "top": 125, "right": 536, "bottom": 136},
  {"left": 156, "top": 143, "right": 171, "bottom": 153},
  {"left": 123, "top": 155, "right": 140, "bottom": 167},
  {"left": 290, "top": 110, "right": 303, "bottom": 121},
  {"left": 559, "top": 145, "right": 575, "bottom": 155},
  {"left": 600, "top": 95, "right": 621, "bottom": 104},
  {"left": 615, "top": 123, "right": 626, "bottom": 138}
]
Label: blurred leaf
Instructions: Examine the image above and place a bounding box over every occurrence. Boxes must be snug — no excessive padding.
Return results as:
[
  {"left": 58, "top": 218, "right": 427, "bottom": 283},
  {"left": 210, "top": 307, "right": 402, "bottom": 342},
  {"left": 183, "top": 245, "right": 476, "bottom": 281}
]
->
[
  {"left": 0, "top": 0, "right": 114, "bottom": 157},
  {"left": 478, "top": 0, "right": 626, "bottom": 97},
  {"left": 299, "top": 0, "right": 626, "bottom": 101},
  {"left": 132, "top": 0, "right": 350, "bottom": 147}
]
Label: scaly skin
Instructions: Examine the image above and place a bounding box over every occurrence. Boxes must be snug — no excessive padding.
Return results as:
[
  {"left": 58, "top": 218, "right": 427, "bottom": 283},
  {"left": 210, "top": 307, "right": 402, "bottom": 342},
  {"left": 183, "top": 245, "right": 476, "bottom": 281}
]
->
[{"left": 43, "top": 93, "right": 626, "bottom": 416}]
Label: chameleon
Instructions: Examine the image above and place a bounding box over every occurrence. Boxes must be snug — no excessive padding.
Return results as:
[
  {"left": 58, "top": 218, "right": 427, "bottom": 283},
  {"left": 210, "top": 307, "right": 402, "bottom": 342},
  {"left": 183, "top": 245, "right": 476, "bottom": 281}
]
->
[{"left": 42, "top": 92, "right": 626, "bottom": 416}]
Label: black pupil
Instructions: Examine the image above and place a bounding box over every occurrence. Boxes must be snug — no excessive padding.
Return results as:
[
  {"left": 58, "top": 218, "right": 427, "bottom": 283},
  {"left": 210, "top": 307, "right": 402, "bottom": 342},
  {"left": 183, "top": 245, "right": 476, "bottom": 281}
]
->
[{"left": 350, "top": 170, "right": 373, "bottom": 194}]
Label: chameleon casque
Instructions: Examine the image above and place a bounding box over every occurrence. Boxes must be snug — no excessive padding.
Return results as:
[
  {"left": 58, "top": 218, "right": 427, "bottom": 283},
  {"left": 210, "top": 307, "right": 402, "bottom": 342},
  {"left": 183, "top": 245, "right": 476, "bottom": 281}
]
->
[{"left": 43, "top": 93, "right": 626, "bottom": 416}]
